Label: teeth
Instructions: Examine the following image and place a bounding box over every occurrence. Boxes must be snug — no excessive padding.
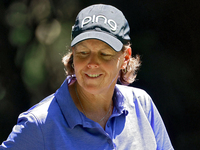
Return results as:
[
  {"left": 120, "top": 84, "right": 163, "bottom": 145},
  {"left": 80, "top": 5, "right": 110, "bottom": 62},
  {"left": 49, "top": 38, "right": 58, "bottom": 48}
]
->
[{"left": 87, "top": 74, "right": 100, "bottom": 77}]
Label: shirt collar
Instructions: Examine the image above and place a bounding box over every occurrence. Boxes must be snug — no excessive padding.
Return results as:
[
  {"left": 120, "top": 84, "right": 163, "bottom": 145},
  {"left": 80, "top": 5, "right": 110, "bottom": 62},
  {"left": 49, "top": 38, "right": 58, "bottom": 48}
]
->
[
  {"left": 112, "top": 85, "right": 129, "bottom": 116},
  {"left": 55, "top": 76, "right": 130, "bottom": 129},
  {"left": 55, "top": 76, "right": 83, "bottom": 129}
]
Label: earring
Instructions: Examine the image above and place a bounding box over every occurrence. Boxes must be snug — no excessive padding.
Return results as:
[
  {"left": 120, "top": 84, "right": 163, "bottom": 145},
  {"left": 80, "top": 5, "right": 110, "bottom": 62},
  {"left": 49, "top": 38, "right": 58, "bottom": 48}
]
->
[
  {"left": 122, "top": 68, "right": 127, "bottom": 74},
  {"left": 71, "top": 63, "right": 74, "bottom": 68}
]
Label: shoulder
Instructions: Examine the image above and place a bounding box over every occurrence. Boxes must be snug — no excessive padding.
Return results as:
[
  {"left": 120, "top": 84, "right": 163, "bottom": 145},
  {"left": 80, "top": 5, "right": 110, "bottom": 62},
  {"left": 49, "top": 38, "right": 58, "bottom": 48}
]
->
[
  {"left": 116, "top": 84, "right": 149, "bottom": 94},
  {"left": 0, "top": 95, "right": 58, "bottom": 150},
  {"left": 116, "top": 84, "right": 152, "bottom": 103},
  {"left": 115, "top": 84, "right": 153, "bottom": 115},
  {"left": 18, "top": 94, "right": 57, "bottom": 124}
]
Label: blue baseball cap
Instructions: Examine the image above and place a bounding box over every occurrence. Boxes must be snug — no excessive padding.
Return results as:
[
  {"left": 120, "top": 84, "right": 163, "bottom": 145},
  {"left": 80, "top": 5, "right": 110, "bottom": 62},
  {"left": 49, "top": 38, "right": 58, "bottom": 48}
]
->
[{"left": 71, "top": 4, "right": 130, "bottom": 52}]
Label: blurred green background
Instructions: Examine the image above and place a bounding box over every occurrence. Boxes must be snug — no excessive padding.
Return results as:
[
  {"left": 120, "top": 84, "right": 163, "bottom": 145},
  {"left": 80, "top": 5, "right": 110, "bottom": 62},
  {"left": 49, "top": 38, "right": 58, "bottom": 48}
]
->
[{"left": 0, "top": 0, "right": 200, "bottom": 149}]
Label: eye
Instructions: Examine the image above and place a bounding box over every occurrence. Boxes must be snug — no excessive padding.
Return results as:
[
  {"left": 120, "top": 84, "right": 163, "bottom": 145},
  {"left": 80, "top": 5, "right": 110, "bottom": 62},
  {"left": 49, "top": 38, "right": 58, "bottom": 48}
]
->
[
  {"left": 80, "top": 51, "right": 89, "bottom": 55},
  {"left": 76, "top": 50, "right": 90, "bottom": 56},
  {"left": 101, "top": 52, "right": 112, "bottom": 56},
  {"left": 75, "top": 50, "right": 90, "bottom": 58}
]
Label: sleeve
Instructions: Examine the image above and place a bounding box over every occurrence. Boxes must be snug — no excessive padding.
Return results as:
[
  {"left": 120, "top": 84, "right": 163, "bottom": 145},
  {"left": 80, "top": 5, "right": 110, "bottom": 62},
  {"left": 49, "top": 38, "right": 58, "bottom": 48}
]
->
[
  {"left": 137, "top": 90, "right": 174, "bottom": 150},
  {"left": 0, "top": 112, "right": 45, "bottom": 150}
]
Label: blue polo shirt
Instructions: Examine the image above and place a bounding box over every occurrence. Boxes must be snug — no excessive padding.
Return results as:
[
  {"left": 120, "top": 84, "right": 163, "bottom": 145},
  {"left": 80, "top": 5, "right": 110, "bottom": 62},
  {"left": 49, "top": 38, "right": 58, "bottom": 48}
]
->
[{"left": 0, "top": 77, "right": 174, "bottom": 150}]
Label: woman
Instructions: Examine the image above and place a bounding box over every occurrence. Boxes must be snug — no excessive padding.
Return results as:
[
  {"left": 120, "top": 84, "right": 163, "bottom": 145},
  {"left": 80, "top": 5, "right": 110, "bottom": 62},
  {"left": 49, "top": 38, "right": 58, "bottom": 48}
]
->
[{"left": 0, "top": 4, "right": 174, "bottom": 150}]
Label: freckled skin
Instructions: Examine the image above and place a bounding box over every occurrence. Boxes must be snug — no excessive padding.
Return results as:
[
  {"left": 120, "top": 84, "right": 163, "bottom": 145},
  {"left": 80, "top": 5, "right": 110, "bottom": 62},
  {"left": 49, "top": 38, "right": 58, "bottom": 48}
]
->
[{"left": 72, "top": 39, "right": 126, "bottom": 95}]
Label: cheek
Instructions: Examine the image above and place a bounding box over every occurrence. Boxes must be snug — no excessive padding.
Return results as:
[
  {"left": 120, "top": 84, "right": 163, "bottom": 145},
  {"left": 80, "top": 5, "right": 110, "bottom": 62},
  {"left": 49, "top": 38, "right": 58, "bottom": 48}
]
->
[
  {"left": 73, "top": 58, "right": 82, "bottom": 75},
  {"left": 73, "top": 56, "right": 85, "bottom": 68},
  {"left": 106, "top": 57, "right": 124, "bottom": 74}
]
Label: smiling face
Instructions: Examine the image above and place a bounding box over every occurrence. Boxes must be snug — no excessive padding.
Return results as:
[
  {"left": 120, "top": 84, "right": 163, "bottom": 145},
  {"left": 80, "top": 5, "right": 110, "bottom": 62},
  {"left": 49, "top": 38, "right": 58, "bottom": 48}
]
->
[{"left": 72, "top": 39, "right": 127, "bottom": 95}]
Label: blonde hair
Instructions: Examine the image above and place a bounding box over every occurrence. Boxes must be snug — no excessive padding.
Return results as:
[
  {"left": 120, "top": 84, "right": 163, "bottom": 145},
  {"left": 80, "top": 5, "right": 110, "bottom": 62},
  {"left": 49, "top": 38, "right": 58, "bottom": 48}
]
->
[{"left": 62, "top": 43, "right": 141, "bottom": 85}]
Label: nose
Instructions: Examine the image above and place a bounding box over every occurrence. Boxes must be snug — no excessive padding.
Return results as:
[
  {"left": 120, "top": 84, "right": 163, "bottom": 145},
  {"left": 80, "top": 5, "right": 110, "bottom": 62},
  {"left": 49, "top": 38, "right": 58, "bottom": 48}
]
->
[
  {"left": 87, "top": 53, "right": 99, "bottom": 69},
  {"left": 87, "top": 63, "right": 98, "bottom": 68}
]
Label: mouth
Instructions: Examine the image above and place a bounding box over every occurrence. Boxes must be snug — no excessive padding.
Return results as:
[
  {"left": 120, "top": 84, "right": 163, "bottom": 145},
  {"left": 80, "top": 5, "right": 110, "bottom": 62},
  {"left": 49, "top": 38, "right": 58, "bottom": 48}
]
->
[{"left": 86, "top": 74, "right": 101, "bottom": 78}]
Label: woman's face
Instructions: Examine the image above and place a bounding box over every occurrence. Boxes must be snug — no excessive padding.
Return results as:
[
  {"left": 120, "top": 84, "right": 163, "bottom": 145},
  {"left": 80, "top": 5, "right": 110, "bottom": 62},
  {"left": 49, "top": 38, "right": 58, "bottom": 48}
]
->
[{"left": 72, "top": 39, "right": 127, "bottom": 95}]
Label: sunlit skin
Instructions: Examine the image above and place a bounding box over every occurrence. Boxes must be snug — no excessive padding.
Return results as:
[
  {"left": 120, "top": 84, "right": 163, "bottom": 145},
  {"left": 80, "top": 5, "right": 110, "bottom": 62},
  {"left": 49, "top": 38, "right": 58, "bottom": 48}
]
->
[
  {"left": 73, "top": 39, "right": 127, "bottom": 95},
  {"left": 69, "top": 39, "right": 130, "bottom": 128}
]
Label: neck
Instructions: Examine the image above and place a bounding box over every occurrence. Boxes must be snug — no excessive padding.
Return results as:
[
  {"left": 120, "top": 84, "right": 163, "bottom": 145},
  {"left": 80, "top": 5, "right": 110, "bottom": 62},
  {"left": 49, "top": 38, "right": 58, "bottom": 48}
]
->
[
  {"left": 68, "top": 81, "right": 114, "bottom": 126},
  {"left": 75, "top": 82, "right": 114, "bottom": 113}
]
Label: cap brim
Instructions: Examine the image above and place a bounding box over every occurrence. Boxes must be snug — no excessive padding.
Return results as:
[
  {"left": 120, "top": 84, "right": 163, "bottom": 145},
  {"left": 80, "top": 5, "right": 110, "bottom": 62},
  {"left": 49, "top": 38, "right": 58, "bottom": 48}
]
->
[{"left": 71, "top": 31, "right": 123, "bottom": 52}]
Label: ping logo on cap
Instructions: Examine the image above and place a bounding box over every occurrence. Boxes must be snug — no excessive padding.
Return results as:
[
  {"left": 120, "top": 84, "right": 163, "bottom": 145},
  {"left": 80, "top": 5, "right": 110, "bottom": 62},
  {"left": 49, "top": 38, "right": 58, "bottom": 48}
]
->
[
  {"left": 81, "top": 15, "right": 117, "bottom": 32},
  {"left": 71, "top": 4, "right": 130, "bottom": 51}
]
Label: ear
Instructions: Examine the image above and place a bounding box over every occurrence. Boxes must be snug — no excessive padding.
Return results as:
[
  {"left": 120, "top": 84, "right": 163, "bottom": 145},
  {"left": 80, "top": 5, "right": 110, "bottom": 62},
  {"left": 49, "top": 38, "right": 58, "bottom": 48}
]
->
[{"left": 121, "top": 47, "right": 132, "bottom": 69}]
